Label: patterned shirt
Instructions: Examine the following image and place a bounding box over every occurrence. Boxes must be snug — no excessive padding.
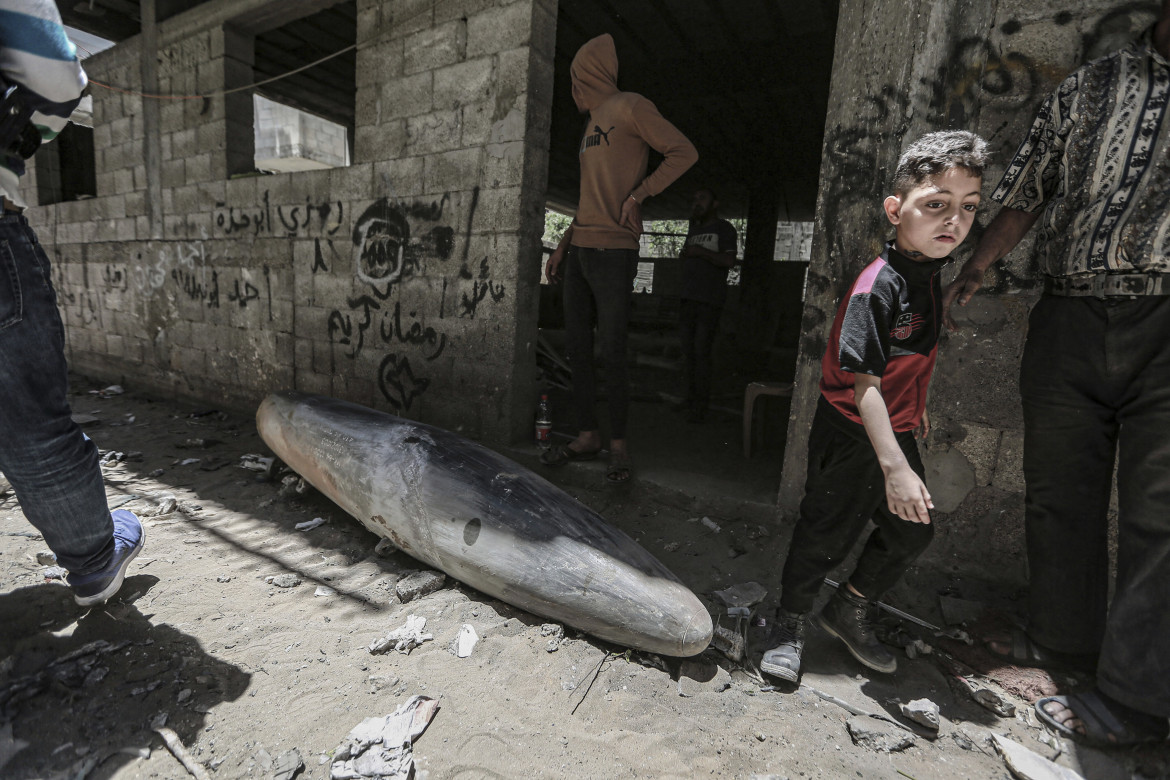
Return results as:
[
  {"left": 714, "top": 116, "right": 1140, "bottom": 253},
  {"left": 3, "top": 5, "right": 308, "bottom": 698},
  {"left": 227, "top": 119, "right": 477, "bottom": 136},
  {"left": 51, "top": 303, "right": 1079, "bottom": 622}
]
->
[
  {"left": 993, "top": 28, "right": 1170, "bottom": 277},
  {"left": 0, "top": 0, "right": 87, "bottom": 208}
]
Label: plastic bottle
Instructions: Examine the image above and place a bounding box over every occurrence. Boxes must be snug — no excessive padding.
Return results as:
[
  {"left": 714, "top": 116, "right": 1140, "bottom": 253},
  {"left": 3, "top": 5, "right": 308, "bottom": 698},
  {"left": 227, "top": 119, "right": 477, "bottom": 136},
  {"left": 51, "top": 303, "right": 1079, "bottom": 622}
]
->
[{"left": 535, "top": 394, "right": 552, "bottom": 449}]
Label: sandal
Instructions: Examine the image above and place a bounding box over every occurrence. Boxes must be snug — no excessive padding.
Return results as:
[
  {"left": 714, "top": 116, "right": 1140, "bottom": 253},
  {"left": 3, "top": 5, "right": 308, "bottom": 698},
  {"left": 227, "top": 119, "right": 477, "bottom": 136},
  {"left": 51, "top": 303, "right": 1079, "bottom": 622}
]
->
[
  {"left": 540, "top": 443, "right": 600, "bottom": 467},
  {"left": 605, "top": 453, "right": 633, "bottom": 484},
  {"left": 985, "top": 628, "right": 1099, "bottom": 673},
  {"left": 1037, "top": 689, "right": 1169, "bottom": 747}
]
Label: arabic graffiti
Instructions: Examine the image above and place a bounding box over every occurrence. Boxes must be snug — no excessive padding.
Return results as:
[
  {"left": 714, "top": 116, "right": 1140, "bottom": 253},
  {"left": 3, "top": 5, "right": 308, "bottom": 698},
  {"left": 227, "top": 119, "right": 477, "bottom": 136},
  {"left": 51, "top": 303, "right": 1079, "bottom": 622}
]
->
[
  {"left": 215, "top": 191, "right": 344, "bottom": 238},
  {"left": 351, "top": 195, "right": 455, "bottom": 290}
]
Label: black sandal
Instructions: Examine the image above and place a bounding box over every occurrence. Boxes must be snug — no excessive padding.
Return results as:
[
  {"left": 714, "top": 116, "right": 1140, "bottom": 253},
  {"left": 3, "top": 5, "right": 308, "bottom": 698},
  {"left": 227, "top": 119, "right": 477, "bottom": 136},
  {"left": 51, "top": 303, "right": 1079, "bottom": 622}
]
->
[
  {"left": 540, "top": 444, "right": 600, "bottom": 467},
  {"left": 1037, "top": 689, "right": 1169, "bottom": 747},
  {"left": 605, "top": 453, "right": 633, "bottom": 484}
]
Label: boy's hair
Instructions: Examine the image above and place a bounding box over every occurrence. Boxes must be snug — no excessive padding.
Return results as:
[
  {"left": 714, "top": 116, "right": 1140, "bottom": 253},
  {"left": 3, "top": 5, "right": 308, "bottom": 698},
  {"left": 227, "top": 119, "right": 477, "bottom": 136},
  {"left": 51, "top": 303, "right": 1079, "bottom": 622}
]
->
[{"left": 891, "top": 131, "right": 989, "bottom": 195}]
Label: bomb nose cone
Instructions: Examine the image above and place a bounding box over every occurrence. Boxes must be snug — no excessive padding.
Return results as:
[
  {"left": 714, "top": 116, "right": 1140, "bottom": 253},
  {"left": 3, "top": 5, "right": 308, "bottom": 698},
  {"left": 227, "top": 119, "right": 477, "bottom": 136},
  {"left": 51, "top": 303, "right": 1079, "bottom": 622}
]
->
[{"left": 677, "top": 601, "right": 715, "bottom": 656}]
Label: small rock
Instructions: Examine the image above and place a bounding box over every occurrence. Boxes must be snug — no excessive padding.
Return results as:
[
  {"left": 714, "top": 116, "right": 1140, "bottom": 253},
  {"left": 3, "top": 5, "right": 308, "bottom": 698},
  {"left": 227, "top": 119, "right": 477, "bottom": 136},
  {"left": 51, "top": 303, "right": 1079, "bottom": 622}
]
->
[
  {"left": 904, "top": 639, "right": 932, "bottom": 659},
  {"left": 36, "top": 550, "right": 57, "bottom": 566},
  {"left": 272, "top": 748, "right": 303, "bottom": 780},
  {"left": 900, "top": 698, "right": 940, "bottom": 730},
  {"left": 846, "top": 717, "right": 917, "bottom": 752},
  {"left": 367, "top": 674, "right": 399, "bottom": 693},
  {"left": 266, "top": 574, "right": 302, "bottom": 589},
  {"left": 216, "top": 575, "right": 231, "bottom": 583},
  {"left": 147, "top": 469, "right": 165, "bottom": 478},
  {"left": 700, "top": 516, "right": 721, "bottom": 533},
  {"left": 177, "top": 689, "right": 192, "bottom": 703},
  {"left": 546, "top": 640, "right": 560, "bottom": 653},
  {"left": 663, "top": 541, "right": 681, "bottom": 552},
  {"left": 454, "top": 624, "right": 478, "bottom": 658},
  {"left": 973, "top": 688, "right": 1016, "bottom": 717},
  {"left": 754, "top": 732, "right": 767, "bottom": 742},
  {"left": 314, "top": 585, "right": 336, "bottom": 597},
  {"left": 540, "top": 623, "right": 564, "bottom": 639},
  {"left": 395, "top": 570, "right": 446, "bottom": 602},
  {"left": 42, "top": 566, "right": 67, "bottom": 580}
]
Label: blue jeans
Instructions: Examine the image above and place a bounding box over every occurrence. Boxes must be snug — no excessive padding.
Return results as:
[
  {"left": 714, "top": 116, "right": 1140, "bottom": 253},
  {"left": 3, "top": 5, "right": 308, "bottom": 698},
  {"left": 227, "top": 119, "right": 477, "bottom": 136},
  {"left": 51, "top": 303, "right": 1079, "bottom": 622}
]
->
[{"left": 0, "top": 214, "right": 112, "bottom": 574}]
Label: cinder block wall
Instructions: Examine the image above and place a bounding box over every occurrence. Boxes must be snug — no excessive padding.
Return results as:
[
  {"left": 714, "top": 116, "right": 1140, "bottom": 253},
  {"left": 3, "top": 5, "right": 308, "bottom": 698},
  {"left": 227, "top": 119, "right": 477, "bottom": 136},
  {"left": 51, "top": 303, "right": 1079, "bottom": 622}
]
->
[
  {"left": 779, "top": 1, "right": 1159, "bottom": 584},
  {"left": 23, "top": 0, "right": 556, "bottom": 442}
]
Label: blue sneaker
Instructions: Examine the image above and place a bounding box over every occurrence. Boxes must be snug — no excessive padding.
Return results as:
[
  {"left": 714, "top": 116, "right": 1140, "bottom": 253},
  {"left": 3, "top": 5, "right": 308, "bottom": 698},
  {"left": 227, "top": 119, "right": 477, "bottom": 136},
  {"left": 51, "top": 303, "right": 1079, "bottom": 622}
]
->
[{"left": 67, "top": 509, "right": 144, "bottom": 606}]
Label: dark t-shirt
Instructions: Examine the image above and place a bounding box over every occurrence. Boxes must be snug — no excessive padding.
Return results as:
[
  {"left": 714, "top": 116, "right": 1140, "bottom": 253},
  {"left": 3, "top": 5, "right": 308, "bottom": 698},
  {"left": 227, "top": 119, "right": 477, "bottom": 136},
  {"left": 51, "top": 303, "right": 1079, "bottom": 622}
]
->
[
  {"left": 679, "top": 218, "right": 737, "bottom": 306},
  {"left": 819, "top": 242, "right": 946, "bottom": 433}
]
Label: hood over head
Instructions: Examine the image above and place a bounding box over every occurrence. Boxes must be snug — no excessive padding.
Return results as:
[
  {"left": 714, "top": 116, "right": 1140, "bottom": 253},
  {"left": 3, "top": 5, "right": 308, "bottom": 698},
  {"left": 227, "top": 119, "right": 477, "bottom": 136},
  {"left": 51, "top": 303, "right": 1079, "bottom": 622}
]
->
[{"left": 571, "top": 34, "right": 619, "bottom": 112}]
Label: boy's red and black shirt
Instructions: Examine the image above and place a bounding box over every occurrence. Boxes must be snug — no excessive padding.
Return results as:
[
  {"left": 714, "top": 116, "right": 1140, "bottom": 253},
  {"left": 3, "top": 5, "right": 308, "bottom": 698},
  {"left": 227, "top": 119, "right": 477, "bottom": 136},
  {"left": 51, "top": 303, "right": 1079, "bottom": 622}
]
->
[{"left": 819, "top": 241, "right": 948, "bottom": 433}]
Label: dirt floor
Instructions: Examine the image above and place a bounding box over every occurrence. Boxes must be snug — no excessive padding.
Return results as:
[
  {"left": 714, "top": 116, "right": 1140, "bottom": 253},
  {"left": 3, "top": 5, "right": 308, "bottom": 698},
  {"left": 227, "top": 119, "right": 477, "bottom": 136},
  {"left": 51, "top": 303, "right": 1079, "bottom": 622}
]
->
[{"left": 2, "top": 379, "right": 1168, "bottom": 780}]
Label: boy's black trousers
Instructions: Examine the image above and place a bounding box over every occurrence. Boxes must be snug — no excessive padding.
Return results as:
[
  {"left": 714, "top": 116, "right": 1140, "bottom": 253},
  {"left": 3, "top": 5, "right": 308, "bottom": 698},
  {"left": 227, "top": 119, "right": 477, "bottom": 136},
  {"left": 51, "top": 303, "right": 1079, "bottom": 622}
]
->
[{"left": 780, "top": 397, "right": 935, "bottom": 614}]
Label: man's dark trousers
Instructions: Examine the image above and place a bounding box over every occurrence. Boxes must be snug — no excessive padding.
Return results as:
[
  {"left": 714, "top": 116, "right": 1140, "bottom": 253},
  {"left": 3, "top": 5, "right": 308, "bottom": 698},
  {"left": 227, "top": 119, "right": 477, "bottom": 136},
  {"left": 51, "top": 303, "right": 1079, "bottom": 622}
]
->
[
  {"left": 563, "top": 247, "right": 637, "bottom": 439},
  {"left": 679, "top": 298, "right": 720, "bottom": 413},
  {"left": 1020, "top": 294, "right": 1170, "bottom": 718},
  {"left": 780, "top": 398, "right": 935, "bottom": 613}
]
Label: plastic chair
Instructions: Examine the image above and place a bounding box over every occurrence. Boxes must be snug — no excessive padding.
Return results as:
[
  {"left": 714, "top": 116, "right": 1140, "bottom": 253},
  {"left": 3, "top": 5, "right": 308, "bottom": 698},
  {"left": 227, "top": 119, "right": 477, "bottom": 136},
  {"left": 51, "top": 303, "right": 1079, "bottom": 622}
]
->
[{"left": 743, "top": 381, "right": 794, "bottom": 458}]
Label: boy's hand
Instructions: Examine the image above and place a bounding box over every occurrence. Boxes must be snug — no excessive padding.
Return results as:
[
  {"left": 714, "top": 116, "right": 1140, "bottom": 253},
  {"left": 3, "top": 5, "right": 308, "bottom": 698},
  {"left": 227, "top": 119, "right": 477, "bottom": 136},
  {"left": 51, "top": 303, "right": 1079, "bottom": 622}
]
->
[
  {"left": 886, "top": 465, "right": 933, "bottom": 524},
  {"left": 915, "top": 408, "right": 931, "bottom": 441},
  {"left": 942, "top": 263, "right": 985, "bottom": 331}
]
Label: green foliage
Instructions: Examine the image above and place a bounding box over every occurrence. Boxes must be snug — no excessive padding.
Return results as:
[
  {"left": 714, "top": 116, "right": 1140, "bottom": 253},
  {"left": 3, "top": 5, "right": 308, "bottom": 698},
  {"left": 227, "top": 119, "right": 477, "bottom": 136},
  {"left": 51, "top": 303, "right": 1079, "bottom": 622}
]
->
[{"left": 543, "top": 210, "right": 573, "bottom": 246}]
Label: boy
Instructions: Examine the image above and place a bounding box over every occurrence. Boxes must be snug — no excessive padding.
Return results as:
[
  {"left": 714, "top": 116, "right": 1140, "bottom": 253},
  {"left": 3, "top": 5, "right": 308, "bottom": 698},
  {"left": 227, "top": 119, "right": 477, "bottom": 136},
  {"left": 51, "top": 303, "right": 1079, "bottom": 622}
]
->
[{"left": 761, "top": 131, "right": 988, "bottom": 681}]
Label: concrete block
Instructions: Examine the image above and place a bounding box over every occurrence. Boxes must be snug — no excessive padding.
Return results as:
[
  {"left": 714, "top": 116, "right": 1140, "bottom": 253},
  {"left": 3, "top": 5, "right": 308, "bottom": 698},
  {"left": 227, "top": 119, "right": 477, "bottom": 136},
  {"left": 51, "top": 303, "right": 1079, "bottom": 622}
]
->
[
  {"left": 469, "top": 185, "right": 523, "bottom": 233},
  {"left": 424, "top": 148, "right": 482, "bottom": 194},
  {"left": 382, "top": 72, "right": 434, "bottom": 120},
  {"left": 432, "top": 58, "right": 495, "bottom": 110},
  {"left": 385, "top": 0, "right": 434, "bottom": 39},
  {"left": 405, "top": 109, "right": 463, "bottom": 156},
  {"left": 482, "top": 140, "right": 526, "bottom": 188},
  {"left": 992, "top": 430, "right": 1025, "bottom": 494},
  {"left": 467, "top": 3, "right": 532, "bottom": 58},
  {"left": 396, "top": 570, "right": 446, "bottom": 602},
  {"left": 374, "top": 156, "right": 426, "bottom": 198},
  {"left": 404, "top": 20, "right": 467, "bottom": 75},
  {"left": 185, "top": 153, "right": 212, "bottom": 183}
]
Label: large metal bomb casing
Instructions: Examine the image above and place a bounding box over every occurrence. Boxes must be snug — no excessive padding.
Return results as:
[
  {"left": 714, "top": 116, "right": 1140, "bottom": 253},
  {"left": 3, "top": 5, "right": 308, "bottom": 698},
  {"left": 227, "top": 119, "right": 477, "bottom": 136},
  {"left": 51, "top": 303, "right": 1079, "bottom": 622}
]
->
[{"left": 256, "top": 391, "right": 713, "bottom": 656}]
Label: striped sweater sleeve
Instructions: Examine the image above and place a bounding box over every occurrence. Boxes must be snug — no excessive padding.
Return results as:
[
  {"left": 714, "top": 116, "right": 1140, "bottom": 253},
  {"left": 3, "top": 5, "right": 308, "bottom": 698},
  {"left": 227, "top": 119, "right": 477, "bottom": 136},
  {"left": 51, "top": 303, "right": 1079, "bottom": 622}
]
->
[{"left": 0, "top": 0, "right": 88, "bottom": 142}]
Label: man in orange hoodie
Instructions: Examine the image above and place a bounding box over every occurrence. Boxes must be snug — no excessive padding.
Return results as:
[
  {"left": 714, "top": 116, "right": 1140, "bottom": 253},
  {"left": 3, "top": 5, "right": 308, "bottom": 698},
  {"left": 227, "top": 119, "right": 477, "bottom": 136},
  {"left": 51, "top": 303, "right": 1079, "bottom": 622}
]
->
[{"left": 543, "top": 33, "right": 698, "bottom": 484}]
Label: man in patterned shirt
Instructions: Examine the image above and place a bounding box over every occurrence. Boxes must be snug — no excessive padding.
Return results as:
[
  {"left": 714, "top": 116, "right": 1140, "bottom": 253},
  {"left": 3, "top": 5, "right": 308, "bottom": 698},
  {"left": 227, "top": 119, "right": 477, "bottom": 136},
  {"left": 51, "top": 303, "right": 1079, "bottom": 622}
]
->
[{"left": 944, "top": 1, "right": 1170, "bottom": 746}]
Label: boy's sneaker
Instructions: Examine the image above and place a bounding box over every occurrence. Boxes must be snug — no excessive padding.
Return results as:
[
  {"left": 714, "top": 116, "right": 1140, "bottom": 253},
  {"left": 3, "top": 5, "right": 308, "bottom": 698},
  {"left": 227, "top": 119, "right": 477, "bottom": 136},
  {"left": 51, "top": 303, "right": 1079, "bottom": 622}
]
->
[
  {"left": 67, "top": 510, "right": 144, "bottom": 606},
  {"left": 760, "top": 609, "right": 807, "bottom": 682},
  {"left": 813, "top": 586, "right": 897, "bottom": 674}
]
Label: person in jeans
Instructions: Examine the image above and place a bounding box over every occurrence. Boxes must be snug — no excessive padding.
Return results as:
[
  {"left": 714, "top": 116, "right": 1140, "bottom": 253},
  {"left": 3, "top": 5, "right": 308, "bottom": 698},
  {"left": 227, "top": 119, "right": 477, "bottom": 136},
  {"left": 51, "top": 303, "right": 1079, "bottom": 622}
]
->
[
  {"left": 944, "top": 1, "right": 1170, "bottom": 746},
  {"left": 543, "top": 33, "right": 697, "bottom": 484},
  {"left": 0, "top": 0, "right": 143, "bottom": 607},
  {"left": 761, "top": 131, "right": 987, "bottom": 682},
  {"left": 678, "top": 187, "right": 737, "bottom": 423}
]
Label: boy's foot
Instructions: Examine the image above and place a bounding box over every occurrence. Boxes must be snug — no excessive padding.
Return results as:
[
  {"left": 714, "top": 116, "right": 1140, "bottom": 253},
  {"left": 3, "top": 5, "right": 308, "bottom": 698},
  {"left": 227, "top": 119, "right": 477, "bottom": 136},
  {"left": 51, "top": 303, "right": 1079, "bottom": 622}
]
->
[
  {"left": 813, "top": 586, "right": 897, "bottom": 674},
  {"left": 66, "top": 510, "right": 144, "bottom": 606},
  {"left": 760, "top": 609, "right": 807, "bottom": 682}
]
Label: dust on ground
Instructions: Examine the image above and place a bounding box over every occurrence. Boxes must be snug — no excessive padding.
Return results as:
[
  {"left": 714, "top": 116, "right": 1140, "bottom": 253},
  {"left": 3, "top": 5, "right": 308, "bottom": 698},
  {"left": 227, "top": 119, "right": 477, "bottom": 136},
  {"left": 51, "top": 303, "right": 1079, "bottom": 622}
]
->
[{"left": 1, "top": 380, "right": 1166, "bottom": 780}]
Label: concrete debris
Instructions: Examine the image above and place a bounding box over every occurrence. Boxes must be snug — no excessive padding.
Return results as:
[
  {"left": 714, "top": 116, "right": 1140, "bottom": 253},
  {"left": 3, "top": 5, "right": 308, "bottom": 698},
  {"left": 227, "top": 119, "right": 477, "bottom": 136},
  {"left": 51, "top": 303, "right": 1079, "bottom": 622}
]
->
[
  {"left": 273, "top": 748, "right": 304, "bottom": 780},
  {"left": 540, "top": 623, "right": 564, "bottom": 639},
  {"left": 369, "top": 615, "right": 433, "bottom": 655},
  {"left": 973, "top": 688, "right": 1016, "bottom": 718},
  {"left": 395, "top": 571, "right": 446, "bottom": 603},
  {"left": 143, "top": 495, "right": 179, "bottom": 517},
  {"left": 177, "top": 689, "right": 192, "bottom": 703},
  {"left": 546, "top": 641, "right": 560, "bottom": 653},
  {"left": 238, "top": 454, "right": 274, "bottom": 472},
  {"left": 279, "top": 475, "right": 311, "bottom": 497},
  {"left": 330, "top": 696, "right": 439, "bottom": 780},
  {"left": 315, "top": 586, "right": 337, "bottom": 597},
  {"left": 713, "top": 582, "right": 768, "bottom": 609},
  {"left": 42, "top": 565, "right": 67, "bottom": 580},
  {"left": 35, "top": 550, "right": 57, "bottom": 566},
  {"left": 266, "top": 574, "right": 302, "bottom": 589},
  {"left": 900, "top": 698, "right": 940, "bottom": 731},
  {"left": 663, "top": 541, "right": 681, "bottom": 552},
  {"left": 148, "top": 468, "right": 166, "bottom": 478},
  {"left": 845, "top": 716, "right": 917, "bottom": 752},
  {"left": 374, "top": 539, "right": 397, "bottom": 557},
  {"left": 217, "top": 576, "right": 231, "bottom": 583},
  {"left": 712, "top": 624, "right": 745, "bottom": 662},
  {"left": 177, "top": 458, "right": 201, "bottom": 467},
  {"left": 455, "top": 624, "right": 479, "bottom": 658},
  {"left": 367, "top": 674, "right": 399, "bottom": 693},
  {"left": 904, "top": 639, "right": 933, "bottom": 659},
  {"left": 700, "top": 516, "right": 721, "bottom": 533},
  {"left": 101, "top": 450, "right": 125, "bottom": 464},
  {"left": 992, "top": 734, "right": 1085, "bottom": 780},
  {"left": 0, "top": 722, "right": 29, "bottom": 774},
  {"left": 295, "top": 517, "right": 328, "bottom": 532}
]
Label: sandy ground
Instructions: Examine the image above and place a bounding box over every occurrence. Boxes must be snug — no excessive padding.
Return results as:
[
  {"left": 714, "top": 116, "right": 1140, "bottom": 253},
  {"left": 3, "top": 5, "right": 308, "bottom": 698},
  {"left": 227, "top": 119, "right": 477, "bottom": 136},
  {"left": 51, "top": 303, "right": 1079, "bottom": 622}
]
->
[{"left": 2, "top": 380, "right": 1167, "bottom": 780}]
